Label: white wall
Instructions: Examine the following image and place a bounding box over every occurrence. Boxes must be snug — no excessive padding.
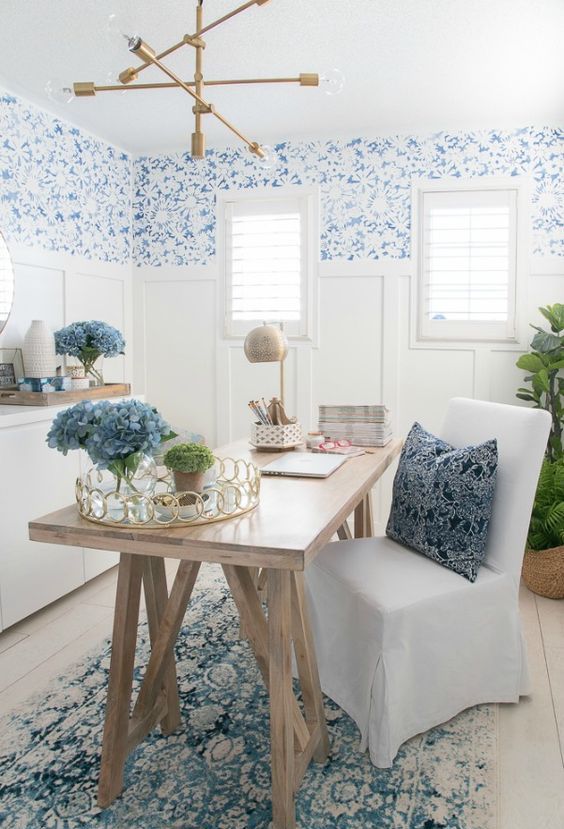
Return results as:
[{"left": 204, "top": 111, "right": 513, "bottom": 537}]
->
[
  {"left": 0, "top": 243, "right": 133, "bottom": 384},
  {"left": 134, "top": 253, "right": 563, "bottom": 524}
]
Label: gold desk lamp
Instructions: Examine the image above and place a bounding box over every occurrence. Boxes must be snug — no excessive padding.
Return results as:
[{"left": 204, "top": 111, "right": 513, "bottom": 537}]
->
[{"left": 244, "top": 322, "right": 289, "bottom": 423}]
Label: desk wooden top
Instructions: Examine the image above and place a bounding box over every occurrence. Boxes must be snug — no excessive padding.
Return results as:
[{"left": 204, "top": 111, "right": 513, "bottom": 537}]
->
[{"left": 29, "top": 439, "right": 402, "bottom": 571}]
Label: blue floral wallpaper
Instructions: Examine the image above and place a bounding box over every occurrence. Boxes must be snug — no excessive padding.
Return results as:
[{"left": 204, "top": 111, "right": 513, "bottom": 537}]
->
[
  {"left": 1, "top": 86, "right": 562, "bottom": 269},
  {"left": 133, "top": 126, "right": 564, "bottom": 267},
  {"left": 0, "top": 91, "right": 131, "bottom": 264}
]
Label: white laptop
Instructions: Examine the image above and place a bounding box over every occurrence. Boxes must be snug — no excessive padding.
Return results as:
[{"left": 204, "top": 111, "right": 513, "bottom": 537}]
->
[{"left": 261, "top": 452, "right": 346, "bottom": 478}]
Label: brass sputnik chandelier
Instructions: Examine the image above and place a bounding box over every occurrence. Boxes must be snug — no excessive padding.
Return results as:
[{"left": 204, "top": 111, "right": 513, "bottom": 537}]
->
[{"left": 66, "top": 0, "right": 344, "bottom": 160}]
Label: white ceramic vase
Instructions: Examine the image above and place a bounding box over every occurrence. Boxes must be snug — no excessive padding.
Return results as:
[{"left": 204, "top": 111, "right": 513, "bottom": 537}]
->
[{"left": 22, "top": 320, "right": 57, "bottom": 378}]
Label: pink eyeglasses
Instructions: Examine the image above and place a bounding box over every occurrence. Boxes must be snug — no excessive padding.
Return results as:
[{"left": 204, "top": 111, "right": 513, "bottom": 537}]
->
[{"left": 318, "top": 439, "right": 352, "bottom": 451}]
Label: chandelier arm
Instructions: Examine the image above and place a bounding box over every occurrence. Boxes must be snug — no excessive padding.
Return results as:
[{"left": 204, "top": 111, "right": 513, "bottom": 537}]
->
[
  {"left": 198, "top": 0, "right": 269, "bottom": 36},
  {"left": 88, "top": 77, "right": 316, "bottom": 94},
  {"left": 193, "top": 0, "right": 204, "bottom": 153},
  {"left": 118, "top": 37, "right": 188, "bottom": 84},
  {"left": 131, "top": 42, "right": 263, "bottom": 155},
  {"left": 117, "top": 0, "right": 269, "bottom": 85},
  {"left": 205, "top": 76, "right": 318, "bottom": 86}
]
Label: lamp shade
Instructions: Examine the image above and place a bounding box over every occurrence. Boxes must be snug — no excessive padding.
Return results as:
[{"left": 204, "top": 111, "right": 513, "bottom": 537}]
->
[{"left": 244, "top": 323, "right": 288, "bottom": 364}]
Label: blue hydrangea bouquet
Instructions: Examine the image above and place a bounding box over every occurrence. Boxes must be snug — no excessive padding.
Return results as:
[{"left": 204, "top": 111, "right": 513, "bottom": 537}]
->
[
  {"left": 54, "top": 320, "right": 125, "bottom": 386},
  {"left": 47, "top": 399, "right": 173, "bottom": 492}
]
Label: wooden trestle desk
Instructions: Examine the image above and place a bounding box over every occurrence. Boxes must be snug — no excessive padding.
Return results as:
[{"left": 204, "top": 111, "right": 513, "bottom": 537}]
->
[{"left": 29, "top": 438, "right": 402, "bottom": 829}]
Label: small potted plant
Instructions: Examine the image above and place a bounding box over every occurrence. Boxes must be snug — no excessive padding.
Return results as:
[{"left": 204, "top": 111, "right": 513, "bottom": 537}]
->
[{"left": 163, "top": 442, "right": 216, "bottom": 494}]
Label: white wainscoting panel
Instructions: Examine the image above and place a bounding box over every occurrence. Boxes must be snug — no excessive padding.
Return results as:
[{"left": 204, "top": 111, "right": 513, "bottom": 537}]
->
[
  {"left": 488, "top": 351, "right": 532, "bottom": 405},
  {"left": 143, "top": 278, "right": 217, "bottom": 439},
  {"left": 397, "top": 274, "right": 475, "bottom": 434},
  {"left": 3, "top": 262, "right": 65, "bottom": 347},
  {"left": 65, "top": 272, "right": 128, "bottom": 383},
  {"left": 313, "top": 275, "right": 384, "bottom": 409}
]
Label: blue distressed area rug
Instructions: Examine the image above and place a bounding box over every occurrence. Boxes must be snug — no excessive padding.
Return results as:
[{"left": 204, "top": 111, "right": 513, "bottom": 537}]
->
[{"left": 0, "top": 565, "right": 496, "bottom": 829}]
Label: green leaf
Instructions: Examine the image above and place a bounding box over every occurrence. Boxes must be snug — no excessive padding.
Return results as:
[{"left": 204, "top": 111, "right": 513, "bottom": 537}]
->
[
  {"left": 528, "top": 458, "right": 564, "bottom": 548},
  {"left": 537, "top": 369, "right": 550, "bottom": 393},
  {"left": 124, "top": 451, "right": 143, "bottom": 474},
  {"left": 532, "top": 373, "right": 547, "bottom": 397},
  {"left": 516, "top": 392, "right": 536, "bottom": 402},
  {"left": 531, "top": 329, "right": 563, "bottom": 353},
  {"left": 516, "top": 353, "right": 545, "bottom": 373},
  {"left": 160, "top": 430, "right": 178, "bottom": 444},
  {"left": 539, "top": 303, "right": 564, "bottom": 334},
  {"left": 545, "top": 502, "right": 564, "bottom": 533}
]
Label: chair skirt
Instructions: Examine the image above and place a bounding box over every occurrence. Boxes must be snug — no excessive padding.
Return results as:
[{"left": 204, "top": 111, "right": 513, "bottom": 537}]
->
[{"left": 305, "top": 536, "right": 529, "bottom": 767}]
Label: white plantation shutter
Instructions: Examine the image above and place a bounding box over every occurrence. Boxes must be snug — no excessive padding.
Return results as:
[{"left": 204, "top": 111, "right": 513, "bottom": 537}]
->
[
  {"left": 418, "top": 188, "right": 518, "bottom": 341},
  {"left": 225, "top": 196, "right": 309, "bottom": 336}
]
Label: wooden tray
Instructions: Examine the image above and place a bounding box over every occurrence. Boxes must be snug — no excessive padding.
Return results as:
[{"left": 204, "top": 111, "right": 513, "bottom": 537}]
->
[{"left": 0, "top": 383, "right": 131, "bottom": 407}]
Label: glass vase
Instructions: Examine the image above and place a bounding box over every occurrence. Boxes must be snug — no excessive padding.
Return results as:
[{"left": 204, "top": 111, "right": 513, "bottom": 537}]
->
[
  {"left": 80, "top": 356, "right": 104, "bottom": 387},
  {"left": 86, "top": 454, "right": 158, "bottom": 523}
]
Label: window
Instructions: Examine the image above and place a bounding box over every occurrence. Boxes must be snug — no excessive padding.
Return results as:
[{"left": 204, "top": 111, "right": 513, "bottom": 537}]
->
[
  {"left": 415, "top": 181, "right": 525, "bottom": 342},
  {"left": 222, "top": 192, "right": 314, "bottom": 338}
]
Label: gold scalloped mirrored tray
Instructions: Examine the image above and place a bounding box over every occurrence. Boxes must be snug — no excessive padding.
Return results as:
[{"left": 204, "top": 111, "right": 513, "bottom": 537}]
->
[{"left": 75, "top": 456, "right": 261, "bottom": 528}]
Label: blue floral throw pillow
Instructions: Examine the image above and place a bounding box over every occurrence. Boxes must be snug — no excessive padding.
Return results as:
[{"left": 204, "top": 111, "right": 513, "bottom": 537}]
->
[{"left": 386, "top": 422, "right": 498, "bottom": 582}]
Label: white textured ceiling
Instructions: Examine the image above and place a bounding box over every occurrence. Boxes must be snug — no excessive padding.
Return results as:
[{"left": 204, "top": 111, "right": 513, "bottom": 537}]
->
[{"left": 1, "top": 0, "right": 563, "bottom": 155}]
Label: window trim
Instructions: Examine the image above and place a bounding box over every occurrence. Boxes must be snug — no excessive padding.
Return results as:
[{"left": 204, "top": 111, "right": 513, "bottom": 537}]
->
[
  {"left": 411, "top": 176, "right": 529, "bottom": 346},
  {"left": 217, "top": 185, "right": 319, "bottom": 341}
]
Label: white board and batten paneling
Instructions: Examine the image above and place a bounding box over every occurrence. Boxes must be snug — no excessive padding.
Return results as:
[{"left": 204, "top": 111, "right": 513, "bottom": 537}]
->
[
  {"left": 0, "top": 243, "right": 134, "bottom": 383},
  {"left": 0, "top": 242, "right": 134, "bottom": 630}
]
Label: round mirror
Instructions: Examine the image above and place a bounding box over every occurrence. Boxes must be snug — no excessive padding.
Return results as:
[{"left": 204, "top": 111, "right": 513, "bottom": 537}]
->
[{"left": 0, "top": 231, "right": 15, "bottom": 335}]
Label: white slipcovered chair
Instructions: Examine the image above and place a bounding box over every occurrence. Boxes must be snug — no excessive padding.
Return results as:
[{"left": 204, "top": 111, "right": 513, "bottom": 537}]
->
[{"left": 305, "top": 398, "right": 551, "bottom": 767}]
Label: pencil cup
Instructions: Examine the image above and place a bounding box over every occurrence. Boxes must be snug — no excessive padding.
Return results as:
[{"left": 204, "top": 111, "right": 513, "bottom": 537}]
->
[{"left": 251, "top": 422, "right": 303, "bottom": 451}]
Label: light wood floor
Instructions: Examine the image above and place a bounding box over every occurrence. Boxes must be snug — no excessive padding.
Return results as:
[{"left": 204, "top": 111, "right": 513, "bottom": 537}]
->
[{"left": 0, "top": 561, "right": 563, "bottom": 829}]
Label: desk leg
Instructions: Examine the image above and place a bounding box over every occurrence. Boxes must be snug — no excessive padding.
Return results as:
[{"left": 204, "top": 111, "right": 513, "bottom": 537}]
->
[
  {"left": 98, "top": 552, "right": 144, "bottom": 808},
  {"left": 239, "top": 566, "right": 259, "bottom": 640},
  {"left": 222, "top": 565, "right": 328, "bottom": 829},
  {"left": 365, "top": 491, "right": 374, "bottom": 536},
  {"left": 291, "top": 572, "right": 329, "bottom": 763},
  {"left": 354, "top": 492, "right": 374, "bottom": 538},
  {"left": 268, "top": 569, "right": 296, "bottom": 829},
  {"left": 336, "top": 521, "right": 352, "bottom": 541},
  {"left": 98, "top": 556, "right": 200, "bottom": 809},
  {"left": 143, "top": 556, "right": 181, "bottom": 734}
]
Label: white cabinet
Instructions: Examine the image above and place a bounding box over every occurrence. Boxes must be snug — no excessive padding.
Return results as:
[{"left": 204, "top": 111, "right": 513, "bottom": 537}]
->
[{"left": 0, "top": 400, "right": 131, "bottom": 630}]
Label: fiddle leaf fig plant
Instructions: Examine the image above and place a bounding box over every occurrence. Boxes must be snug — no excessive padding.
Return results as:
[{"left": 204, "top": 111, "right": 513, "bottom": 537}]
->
[{"left": 516, "top": 303, "right": 564, "bottom": 462}]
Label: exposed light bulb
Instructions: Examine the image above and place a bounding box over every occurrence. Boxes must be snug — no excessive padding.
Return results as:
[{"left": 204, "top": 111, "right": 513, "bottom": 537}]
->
[
  {"left": 45, "top": 79, "right": 74, "bottom": 105},
  {"left": 320, "top": 68, "right": 345, "bottom": 96},
  {"left": 257, "top": 144, "right": 275, "bottom": 170},
  {"left": 105, "top": 70, "right": 127, "bottom": 94},
  {"left": 249, "top": 143, "right": 276, "bottom": 171},
  {"left": 106, "top": 11, "right": 140, "bottom": 48}
]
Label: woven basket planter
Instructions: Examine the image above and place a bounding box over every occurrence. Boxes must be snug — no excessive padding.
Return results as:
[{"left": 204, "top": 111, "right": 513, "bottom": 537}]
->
[{"left": 522, "top": 545, "right": 564, "bottom": 599}]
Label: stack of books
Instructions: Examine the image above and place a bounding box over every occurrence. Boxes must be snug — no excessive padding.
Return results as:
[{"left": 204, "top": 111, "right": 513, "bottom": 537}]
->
[{"left": 318, "top": 404, "right": 393, "bottom": 447}]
